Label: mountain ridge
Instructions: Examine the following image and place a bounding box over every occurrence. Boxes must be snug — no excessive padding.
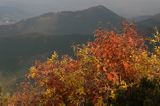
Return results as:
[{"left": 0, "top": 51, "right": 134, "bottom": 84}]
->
[
  {"left": 0, "top": 5, "right": 124, "bottom": 37},
  {"left": 137, "top": 12, "right": 160, "bottom": 33}
]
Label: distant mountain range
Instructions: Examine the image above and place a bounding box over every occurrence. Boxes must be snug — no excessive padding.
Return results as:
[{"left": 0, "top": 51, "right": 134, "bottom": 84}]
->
[
  {"left": 0, "top": 6, "right": 34, "bottom": 25},
  {"left": 136, "top": 13, "right": 160, "bottom": 33},
  {"left": 131, "top": 15, "right": 152, "bottom": 22},
  {"left": 0, "top": 5, "right": 124, "bottom": 37}
]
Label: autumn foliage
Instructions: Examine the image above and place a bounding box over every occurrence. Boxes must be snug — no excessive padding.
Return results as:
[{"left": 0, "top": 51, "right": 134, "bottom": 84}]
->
[{"left": 9, "top": 22, "right": 160, "bottom": 106}]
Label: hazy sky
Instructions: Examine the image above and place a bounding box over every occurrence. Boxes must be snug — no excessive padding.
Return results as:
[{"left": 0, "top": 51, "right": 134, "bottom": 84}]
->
[{"left": 0, "top": 0, "right": 160, "bottom": 18}]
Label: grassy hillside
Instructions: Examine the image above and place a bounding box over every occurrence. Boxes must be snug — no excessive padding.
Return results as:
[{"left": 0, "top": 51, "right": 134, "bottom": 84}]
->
[
  {"left": 0, "top": 34, "right": 94, "bottom": 72},
  {"left": 0, "top": 34, "right": 94, "bottom": 91}
]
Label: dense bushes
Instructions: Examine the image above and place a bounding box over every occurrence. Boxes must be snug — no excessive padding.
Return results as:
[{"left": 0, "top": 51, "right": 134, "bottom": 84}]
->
[
  {"left": 114, "top": 78, "right": 160, "bottom": 106},
  {"left": 8, "top": 23, "right": 160, "bottom": 106}
]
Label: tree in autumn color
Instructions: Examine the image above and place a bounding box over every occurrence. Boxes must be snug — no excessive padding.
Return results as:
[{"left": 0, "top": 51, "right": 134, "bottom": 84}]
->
[{"left": 9, "top": 22, "right": 160, "bottom": 106}]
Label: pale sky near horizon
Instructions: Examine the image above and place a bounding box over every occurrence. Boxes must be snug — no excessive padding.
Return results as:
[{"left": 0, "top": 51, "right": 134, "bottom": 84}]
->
[{"left": 0, "top": 0, "right": 160, "bottom": 18}]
